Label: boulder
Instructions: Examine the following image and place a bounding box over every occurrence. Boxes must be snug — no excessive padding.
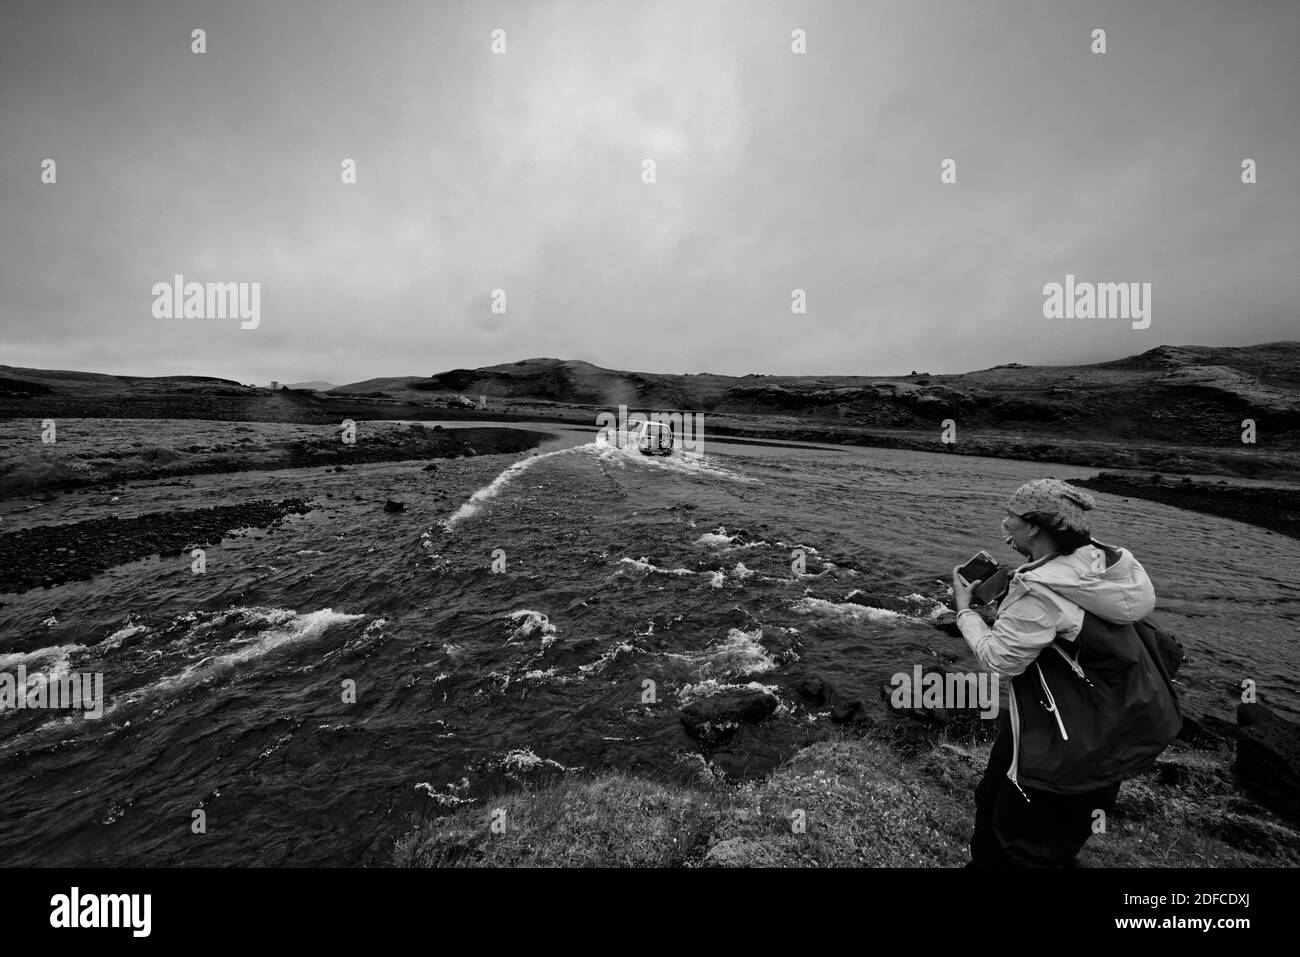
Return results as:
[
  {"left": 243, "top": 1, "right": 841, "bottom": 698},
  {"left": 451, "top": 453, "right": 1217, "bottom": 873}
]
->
[
  {"left": 1237, "top": 703, "right": 1275, "bottom": 727},
  {"left": 756, "top": 626, "right": 800, "bottom": 663},
  {"left": 1234, "top": 702, "right": 1300, "bottom": 824},
  {"left": 680, "top": 689, "right": 778, "bottom": 744},
  {"left": 795, "top": 676, "right": 833, "bottom": 707},
  {"left": 383, "top": 499, "right": 406, "bottom": 513},
  {"left": 830, "top": 699, "right": 863, "bottom": 725}
]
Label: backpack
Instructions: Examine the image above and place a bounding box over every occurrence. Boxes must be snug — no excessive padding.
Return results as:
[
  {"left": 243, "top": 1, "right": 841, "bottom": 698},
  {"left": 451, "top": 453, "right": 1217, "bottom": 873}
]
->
[
  {"left": 1013, "top": 611, "right": 1186, "bottom": 794},
  {"left": 1133, "top": 617, "right": 1186, "bottom": 714}
]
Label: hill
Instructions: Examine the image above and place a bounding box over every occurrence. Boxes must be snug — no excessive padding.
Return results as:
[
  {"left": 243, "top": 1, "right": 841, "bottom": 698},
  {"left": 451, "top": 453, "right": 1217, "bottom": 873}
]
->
[
  {"left": 4, "top": 343, "right": 1298, "bottom": 479},
  {"left": 271, "top": 380, "right": 338, "bottom": 392},
  {"left": 332, "top": 343, "right": 1300, "bottom": 447},
  {"left": 0, "top": 365, "right": 421, "bottom": 425}
]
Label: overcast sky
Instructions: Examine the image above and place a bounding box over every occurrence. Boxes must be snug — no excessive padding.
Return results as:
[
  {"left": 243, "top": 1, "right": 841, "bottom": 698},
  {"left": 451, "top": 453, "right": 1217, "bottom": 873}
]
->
[{"left": 1, "top": 0, "right": 1296, "bottom": 384}]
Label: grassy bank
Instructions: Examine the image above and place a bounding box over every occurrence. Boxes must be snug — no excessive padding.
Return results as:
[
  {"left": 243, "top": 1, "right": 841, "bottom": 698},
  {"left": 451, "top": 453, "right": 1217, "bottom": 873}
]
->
[{"left": 394, "top": 728, "right": 1300, "bottom": 868}]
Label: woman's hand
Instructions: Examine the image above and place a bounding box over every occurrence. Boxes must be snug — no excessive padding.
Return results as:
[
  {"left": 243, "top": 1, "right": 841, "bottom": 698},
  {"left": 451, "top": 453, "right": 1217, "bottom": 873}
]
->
[{"left": 952, "top": 566, "right": 981, "bottom": 613}]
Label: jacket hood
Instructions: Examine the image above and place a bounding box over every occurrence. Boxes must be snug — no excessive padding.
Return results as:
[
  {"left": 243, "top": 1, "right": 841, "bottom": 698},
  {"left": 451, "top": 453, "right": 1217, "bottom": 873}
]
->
[{"left": 1014, "top": 540, "right": 1155, "bottom": 623}]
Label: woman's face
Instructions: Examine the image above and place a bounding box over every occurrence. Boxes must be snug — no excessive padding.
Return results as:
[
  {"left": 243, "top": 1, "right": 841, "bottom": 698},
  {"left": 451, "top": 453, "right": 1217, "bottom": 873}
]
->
[{"left": 1001, "top": 511, "right": 1035, "bottom": 557}]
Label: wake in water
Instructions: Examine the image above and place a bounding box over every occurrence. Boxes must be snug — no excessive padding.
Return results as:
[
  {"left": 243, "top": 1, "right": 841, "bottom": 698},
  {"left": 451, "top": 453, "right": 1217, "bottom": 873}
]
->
[
  {"left": 107, "top": 606, "right": 366, "bottom": 713},
  {"left": 660, "top": 626, "right": 782, "bottom": 679},
  {"left": 433, "top": 433, "right": 756, "bottom": 537},
  {"left": 440, "top": 444, "right": 592, "bottom": 530},
  {"left": 591, "top": 431, "right": 759, "bottom": 484},
  {"left": 0, "top": 606, "right": 366, "bottom": 754}
]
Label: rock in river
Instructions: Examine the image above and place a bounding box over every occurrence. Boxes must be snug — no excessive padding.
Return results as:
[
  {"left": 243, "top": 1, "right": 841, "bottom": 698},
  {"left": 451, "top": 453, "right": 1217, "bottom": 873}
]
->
[{"left": 680, "top": 688, "right": 778, "bottom": 745}]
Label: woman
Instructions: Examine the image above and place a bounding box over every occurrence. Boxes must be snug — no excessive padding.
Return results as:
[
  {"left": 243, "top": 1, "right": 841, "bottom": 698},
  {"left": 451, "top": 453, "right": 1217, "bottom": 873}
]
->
[{"left": 951, "top": 478, "right": 1181, "bottom": 867}]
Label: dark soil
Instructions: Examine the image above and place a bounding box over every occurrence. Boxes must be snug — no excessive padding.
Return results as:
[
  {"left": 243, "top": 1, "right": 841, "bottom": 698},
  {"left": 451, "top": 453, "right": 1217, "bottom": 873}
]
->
[
  {"left": 1070, "top": 473, "right": 1300, "bottom": 540},
  {"left": 0, "top": 498, "right": 314, "bottom": 596}
]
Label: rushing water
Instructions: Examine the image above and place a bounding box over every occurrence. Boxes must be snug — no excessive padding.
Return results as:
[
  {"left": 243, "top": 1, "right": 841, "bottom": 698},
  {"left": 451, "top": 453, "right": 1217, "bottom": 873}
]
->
[{"left": 2, "top": 423, "right": 1297, "bottom": 865}]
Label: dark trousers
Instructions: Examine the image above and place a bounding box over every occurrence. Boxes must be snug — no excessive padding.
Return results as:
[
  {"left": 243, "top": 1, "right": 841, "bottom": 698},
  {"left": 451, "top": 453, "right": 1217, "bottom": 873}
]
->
[{"left": 967, "top": 712, "right": 1120, "bottom": 868}]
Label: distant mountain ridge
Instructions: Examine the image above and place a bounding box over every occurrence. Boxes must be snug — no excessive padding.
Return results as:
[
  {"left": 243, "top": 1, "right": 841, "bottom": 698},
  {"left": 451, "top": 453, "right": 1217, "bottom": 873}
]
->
[
  {"left": 3, "top": 342, "right": 1298, "bottom": 447},
  {"left": 326, "top": 342, "right": 1300, "bottom": 435}
]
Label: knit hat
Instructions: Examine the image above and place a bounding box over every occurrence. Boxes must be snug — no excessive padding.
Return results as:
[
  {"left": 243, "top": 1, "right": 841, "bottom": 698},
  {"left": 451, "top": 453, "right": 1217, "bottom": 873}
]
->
[{"left": 1006, "top": 478, "right": 1096, "bottom": 534}]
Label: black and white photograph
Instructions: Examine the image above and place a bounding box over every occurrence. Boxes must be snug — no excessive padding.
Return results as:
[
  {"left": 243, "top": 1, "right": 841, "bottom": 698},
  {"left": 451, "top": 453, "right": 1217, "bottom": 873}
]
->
[{"left": 1, "top": 0, "right": 1296, "bottom": 936}]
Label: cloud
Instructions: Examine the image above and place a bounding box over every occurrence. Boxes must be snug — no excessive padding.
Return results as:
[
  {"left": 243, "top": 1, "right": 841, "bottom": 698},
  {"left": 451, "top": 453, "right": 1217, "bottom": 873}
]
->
[{"left": 0, "top": 0, "right": 1296, "bottom": 382}]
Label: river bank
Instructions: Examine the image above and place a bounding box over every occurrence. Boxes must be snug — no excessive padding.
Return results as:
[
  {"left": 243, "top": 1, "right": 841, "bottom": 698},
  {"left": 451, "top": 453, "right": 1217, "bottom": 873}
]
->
[
  {"left": 394, "top": 715, "right": 1300, "bottom": 868},
  {"left": 0, "top": 419, "right": 549, "bottom": 500},
  {"left": 4, "top": 380, "right": 1296, "bottom": 483},
  {"left": 1071, "top": 472, "right": 1300, "bottom": 540}
]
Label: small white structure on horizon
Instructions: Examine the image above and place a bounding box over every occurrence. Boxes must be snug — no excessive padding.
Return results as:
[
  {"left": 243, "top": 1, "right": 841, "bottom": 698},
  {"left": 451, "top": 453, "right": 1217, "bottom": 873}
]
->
[{"left": 478, "top": 394, "right": 487, "bottom": 409}]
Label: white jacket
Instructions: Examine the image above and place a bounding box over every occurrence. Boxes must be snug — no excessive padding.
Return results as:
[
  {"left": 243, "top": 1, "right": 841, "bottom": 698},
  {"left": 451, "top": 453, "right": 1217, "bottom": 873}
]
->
[{"left": 956, "top": 541, "right": 1157, "bottom": 679}]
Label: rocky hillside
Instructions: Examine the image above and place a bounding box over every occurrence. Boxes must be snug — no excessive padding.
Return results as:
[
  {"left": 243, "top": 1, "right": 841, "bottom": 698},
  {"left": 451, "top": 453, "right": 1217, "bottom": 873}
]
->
[
  {"left": 335, "top": 343, "right": 1300, "bottom": 448},
  {"left": 5, "top": 342, "right": 1298, "bottom": 453}
]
